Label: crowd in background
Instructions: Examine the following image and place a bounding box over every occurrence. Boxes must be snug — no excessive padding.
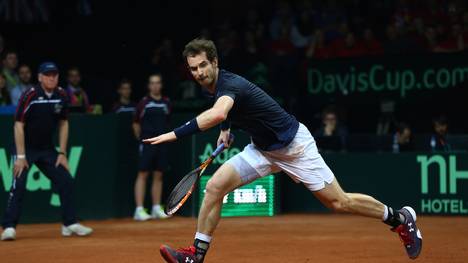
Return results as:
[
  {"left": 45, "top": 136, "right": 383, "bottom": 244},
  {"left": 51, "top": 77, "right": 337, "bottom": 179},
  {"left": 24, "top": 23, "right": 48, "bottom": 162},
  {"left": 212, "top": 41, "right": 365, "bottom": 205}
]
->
[
  {"left": 0, "top": 50, "right": 94, "bottom": 113},
  {"left": 312, "top": 105, "right": 452, "bottom": 153},
  {"left": 0, "top": 0, "right": 466, "bottom": 153},
  {"left": 141, "top": 0, "right": 468, "bottom": 100},
  {"left": 2, "top": 0, "right": 468, "bottom": 103}
]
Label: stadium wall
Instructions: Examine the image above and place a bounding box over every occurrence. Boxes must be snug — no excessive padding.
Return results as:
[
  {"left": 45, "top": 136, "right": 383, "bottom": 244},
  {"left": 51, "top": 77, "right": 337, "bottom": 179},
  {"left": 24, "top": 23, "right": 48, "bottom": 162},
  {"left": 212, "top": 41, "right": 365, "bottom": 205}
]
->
[{"left": 0, "top": 114, "right": 466, "bottom": 223}]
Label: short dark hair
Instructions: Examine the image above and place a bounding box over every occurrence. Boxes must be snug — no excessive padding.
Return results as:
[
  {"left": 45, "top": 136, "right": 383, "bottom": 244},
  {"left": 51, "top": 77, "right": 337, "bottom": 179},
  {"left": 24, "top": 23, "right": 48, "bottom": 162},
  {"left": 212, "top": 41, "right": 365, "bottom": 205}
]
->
[
  {"left": 2, "top": 50, "right": 17, "bottom": 60},
  {"left": 322, "top": 106, "right": 337, "bottom": 119},
  {"left": 18, "top": 64, "right": 31, "bottom": 71},
  {"left": 433, "top": 115, "right": 448, "bottom": 125},
  {"left": 118, "top": 78, "right": 132, "bottom": 88},
  {"left": 182, "top": 38, "right": 218, "bottom": 62}
]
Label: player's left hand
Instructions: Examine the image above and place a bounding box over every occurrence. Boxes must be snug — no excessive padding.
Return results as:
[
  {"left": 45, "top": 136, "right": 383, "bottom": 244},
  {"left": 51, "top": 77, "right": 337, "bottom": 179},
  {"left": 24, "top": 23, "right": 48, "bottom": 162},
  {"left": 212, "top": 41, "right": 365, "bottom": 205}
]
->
[
  {"left": 55, "top": 154, "right": 70, "bottom": 171},
  {"left": 143, "top": 131, "right": 177, "bottom": 145},
  {"left": 217, "top": 129, "right": 233, "bottom": 148}
]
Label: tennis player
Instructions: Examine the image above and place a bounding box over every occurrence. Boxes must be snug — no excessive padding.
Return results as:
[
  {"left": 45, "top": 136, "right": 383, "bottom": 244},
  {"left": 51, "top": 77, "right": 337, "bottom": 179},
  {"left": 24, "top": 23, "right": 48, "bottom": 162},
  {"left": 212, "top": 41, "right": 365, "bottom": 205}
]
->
[{"left": 144, "top": 39, "right": 422, "bottom": 263}]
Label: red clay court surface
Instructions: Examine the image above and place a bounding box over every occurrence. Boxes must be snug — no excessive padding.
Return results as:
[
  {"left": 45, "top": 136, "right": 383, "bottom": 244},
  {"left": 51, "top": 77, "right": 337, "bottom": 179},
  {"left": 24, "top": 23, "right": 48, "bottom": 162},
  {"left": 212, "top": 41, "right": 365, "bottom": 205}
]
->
[{"left": 0, "top": 214, "right": 466, "bottom": 263}]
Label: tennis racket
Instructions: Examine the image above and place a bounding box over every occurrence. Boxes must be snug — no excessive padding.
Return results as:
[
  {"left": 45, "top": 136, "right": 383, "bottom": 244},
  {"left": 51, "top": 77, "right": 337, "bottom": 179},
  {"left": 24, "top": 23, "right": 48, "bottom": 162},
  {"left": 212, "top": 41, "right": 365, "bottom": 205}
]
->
[{"left": 165, "top": 136, "right": 233, "bottom": 216}]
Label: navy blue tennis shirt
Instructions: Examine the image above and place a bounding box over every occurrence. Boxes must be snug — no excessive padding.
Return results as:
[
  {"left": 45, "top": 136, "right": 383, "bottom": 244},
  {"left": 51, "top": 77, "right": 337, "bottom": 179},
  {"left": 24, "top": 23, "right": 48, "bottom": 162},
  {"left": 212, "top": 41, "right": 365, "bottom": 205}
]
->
[
  {"left": 215, "top": 69, "right": 299, "bottom": 151},
  {"left": 134, "top": 96, "right": 171, "bottom": 140}
]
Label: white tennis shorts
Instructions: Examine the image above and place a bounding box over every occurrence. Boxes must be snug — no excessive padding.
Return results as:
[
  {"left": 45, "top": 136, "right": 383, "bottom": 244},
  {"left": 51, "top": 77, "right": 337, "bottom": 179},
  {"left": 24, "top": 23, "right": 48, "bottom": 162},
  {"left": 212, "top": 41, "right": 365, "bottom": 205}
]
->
[{"left": 226, "top": 123, "right": 335, "bottom": 191}]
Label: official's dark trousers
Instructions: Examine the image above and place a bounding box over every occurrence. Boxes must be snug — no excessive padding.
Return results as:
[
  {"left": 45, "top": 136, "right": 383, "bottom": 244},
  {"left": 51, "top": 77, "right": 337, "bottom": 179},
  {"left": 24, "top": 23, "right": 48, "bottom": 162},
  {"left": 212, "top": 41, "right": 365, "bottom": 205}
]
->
[{"left": 2, "top": 148, "right": 78, "bottom": 228}]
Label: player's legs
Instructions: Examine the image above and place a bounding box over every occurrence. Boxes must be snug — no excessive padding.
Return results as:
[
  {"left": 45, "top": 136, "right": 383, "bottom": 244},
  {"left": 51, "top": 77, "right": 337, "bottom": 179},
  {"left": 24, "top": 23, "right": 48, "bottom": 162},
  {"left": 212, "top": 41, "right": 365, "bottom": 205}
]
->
[
  {"left": 270, "top": 123, "right": 422, "bottom": 258},
  {"left": 197, "top": 163, "right": 242, "bottom": 235},
  {"left": 160, "top": 144, "right": 273, "bottom": 263},
  {"left": 169, "top": 163, "right": 243, "bottom": 263},
  {"left": 310, "top": 175, "right": 422, "bottom": 258},
  {"left": 267, "top": 123, "right": 388, "bottom": 219},
  {"left": 161, "top": 164, "right": 243, "bottom": 262},
  {"left": 313, "top": 179, "right": 385, "bottom": 218},
  {"left": 193, "top": 144, "right": 275, "bottom": 262}
]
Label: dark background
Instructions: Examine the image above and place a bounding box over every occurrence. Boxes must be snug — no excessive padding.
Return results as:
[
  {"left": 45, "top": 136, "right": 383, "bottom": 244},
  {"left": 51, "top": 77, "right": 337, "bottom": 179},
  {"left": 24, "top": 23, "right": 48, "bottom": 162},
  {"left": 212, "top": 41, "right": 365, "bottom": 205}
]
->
[{"left": 1, "top": 0, "right": 468, "bottom": 134}]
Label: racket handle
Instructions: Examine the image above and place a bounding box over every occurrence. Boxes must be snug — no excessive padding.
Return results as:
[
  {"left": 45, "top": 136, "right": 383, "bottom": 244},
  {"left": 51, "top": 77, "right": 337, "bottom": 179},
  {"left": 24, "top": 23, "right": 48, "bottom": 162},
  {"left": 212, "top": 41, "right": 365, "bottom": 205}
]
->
[
  {"left": 211, "top": 143, "right": 225, "bottom": 157},
  {"left": 211, "top": 134, "right": 235, "bottom": 158}
]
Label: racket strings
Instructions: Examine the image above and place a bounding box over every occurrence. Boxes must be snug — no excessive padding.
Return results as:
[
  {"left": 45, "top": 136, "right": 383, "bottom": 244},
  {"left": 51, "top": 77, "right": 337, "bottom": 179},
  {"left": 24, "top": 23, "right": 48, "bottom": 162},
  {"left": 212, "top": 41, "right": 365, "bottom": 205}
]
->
[
  {"left": 166, "top": 170, "right": 199, "bottom": 211},
  {"left": 165, "top": 157, "right": 216, "bottom": 215}
]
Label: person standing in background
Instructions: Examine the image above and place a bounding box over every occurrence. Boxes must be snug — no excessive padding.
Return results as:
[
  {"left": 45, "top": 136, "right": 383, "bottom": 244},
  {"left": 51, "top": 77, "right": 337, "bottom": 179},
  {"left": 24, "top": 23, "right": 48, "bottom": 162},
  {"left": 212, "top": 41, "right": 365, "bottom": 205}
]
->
[
  {"left": 392, "top": 122, "right": 414, "bottom": 153},
  {"left": 430, "top": 115, "right": 451, "bottom": 152},
  {"left": 0, "top": 34, "right": 4, "bottom": 55},
  {"left": 65, "top": 67, "right": 91, "bottom": 113},
  {"left": 2, "top": 51, "right": 19, "bottom": 91},
  {"left": 0, "top": 73, "right": 11, "bottom": 105},
  {"left": 132, "top": 74, "right": 171, "bottom": 221},
  {"left": 10, "top": 65, "right": 34, "bottom": 106},
  {"left": 112, "top": 78, "right": 136, "bottom": 114},
  {"left": 1, "top": 62, "right": 92, "bottom": 241},
  {"left": 314, "top": 107, "right": 348, "bottom": 152}
]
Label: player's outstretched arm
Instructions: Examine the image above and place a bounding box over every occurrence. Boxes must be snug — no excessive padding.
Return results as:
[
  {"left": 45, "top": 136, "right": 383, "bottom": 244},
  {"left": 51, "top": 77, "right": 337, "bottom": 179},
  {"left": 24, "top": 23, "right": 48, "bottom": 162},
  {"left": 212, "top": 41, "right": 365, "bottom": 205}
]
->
[
  {"left": 196, "top": 96, "right": 233, "bottom": 130},
  {"left": 143, "top": 96, "right": 234, "bottom": 145}
]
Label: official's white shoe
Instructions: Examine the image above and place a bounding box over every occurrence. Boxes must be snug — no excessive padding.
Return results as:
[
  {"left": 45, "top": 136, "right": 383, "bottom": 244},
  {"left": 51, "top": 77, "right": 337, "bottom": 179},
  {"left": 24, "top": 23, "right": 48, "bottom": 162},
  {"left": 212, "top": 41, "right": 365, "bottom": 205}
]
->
[
  {"left": 134, "top": 208, "right": 151, "bottom": 221},
  {"left": 1, "top": 228, "right": 16, "bottom": 241},
  {"left": 62, "top": 223, "right": 93, "bottom": 237},
  {"left": 151, "top": 206, "right": 170, "bottom": 219}
]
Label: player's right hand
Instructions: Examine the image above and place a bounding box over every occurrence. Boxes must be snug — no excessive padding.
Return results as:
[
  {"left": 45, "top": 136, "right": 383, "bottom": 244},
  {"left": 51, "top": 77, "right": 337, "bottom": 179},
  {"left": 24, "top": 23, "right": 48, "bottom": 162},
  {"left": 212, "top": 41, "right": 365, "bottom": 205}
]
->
[
  {"left": 217, "top": 130, "right": 233, "bottom": 148},
  {"left": 14, "top": 158, "right": 29, "bottom": 177}
]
